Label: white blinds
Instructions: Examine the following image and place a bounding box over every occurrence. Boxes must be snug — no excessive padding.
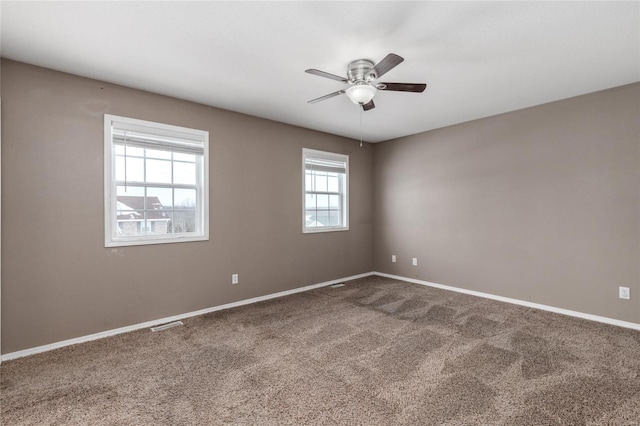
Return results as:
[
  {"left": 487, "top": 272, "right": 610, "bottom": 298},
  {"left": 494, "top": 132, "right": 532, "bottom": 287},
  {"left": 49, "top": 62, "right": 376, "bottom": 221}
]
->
[
  {"left": 111, "top": 122, "right": 205, "bottom": 156},
  {"left": 304, "top": 154, "right": 347, "bottom": 174}
]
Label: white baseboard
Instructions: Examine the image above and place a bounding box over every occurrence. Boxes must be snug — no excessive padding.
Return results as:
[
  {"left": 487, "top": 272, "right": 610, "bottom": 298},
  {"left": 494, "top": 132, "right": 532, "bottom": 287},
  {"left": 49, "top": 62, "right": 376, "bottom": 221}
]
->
[
  {"left": 0, "top": 272, "right": 375, "bottom": 362},
  {"left": 374, "top": 272, "right": 640, "bottom": 331}
]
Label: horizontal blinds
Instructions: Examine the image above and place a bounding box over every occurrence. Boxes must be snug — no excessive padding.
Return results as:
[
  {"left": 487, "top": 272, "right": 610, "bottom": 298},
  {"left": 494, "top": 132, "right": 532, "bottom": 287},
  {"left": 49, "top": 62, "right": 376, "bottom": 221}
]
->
[
  {"left": 305, "top": 157, "right": 346, "bottom": 174},
  {"left": 112, "top": 128, "right": 204, "bottom": 156}
]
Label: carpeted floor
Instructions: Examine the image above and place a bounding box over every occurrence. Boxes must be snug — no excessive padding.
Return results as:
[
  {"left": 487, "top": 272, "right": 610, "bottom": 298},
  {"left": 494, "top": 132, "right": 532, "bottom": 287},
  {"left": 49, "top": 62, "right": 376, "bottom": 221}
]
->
[{"left": 2, "top": 276, "right": 640, "bottom": 425}]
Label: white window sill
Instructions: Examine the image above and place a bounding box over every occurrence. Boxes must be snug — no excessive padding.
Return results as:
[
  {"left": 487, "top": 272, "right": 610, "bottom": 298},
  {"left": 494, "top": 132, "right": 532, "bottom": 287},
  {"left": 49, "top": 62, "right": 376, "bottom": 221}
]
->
[
  {"left": 105, "top": 234, "right": 209, "bottom": 248},
  {"left": 303, "top": 227, "right": 349, "bottom": 234}
]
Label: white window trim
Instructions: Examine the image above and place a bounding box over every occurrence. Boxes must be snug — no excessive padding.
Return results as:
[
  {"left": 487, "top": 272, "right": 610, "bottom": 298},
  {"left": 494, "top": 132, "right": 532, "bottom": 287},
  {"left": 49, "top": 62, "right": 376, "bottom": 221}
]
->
[
  {"left": 302, "top": 148, "right": 349, "bottom": 234},
  {"left": 104, "top": 114, "right": 209, "bottom": 247}
]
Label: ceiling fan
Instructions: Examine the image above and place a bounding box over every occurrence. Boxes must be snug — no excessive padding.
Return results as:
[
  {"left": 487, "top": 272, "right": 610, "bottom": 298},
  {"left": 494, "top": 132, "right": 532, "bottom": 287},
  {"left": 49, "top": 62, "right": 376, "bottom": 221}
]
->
[{"left": 305, "top": 53, "right": 426, "bottom": 111}]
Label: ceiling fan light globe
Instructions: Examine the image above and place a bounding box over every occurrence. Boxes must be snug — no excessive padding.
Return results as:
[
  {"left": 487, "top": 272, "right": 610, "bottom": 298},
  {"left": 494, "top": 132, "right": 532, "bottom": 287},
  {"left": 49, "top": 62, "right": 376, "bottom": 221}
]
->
[{"left": 345, "top": 84, "right": 377, "bottom": 105}]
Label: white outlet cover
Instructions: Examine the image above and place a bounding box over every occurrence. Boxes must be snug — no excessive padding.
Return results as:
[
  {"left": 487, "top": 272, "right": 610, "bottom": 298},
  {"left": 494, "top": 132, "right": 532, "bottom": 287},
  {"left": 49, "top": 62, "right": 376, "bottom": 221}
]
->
[
  {"left": 232, "top": 274, "right": 239, "bottom": 285},
  {"left": 619, "top": 287, "right": 630, "bottom": 300},
  {"left": 391, "top": 255, "right": 396, "bottom": 263},
  {"left": 412, "top": 258, "right": 418, "bottom": 266}
]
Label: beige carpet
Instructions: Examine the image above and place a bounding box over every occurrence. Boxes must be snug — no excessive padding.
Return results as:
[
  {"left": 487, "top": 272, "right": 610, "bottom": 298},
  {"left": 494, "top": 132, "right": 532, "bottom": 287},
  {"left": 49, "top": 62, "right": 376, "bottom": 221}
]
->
[{"left": 2, "top": 276, "right": 640, "bottom": 425}]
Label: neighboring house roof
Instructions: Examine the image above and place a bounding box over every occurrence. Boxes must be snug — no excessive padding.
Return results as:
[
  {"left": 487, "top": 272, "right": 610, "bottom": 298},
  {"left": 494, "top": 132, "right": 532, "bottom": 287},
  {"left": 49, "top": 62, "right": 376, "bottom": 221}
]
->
[{"left": 117, "top": 196, "right": 169, "bottom": 221}]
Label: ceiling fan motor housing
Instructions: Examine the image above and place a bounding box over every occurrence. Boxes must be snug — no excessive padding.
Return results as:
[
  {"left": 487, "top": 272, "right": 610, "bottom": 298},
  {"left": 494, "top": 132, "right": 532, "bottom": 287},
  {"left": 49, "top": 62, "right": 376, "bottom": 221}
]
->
[{"left": 347, "top": 59, "right": 376, "bottom": 83}]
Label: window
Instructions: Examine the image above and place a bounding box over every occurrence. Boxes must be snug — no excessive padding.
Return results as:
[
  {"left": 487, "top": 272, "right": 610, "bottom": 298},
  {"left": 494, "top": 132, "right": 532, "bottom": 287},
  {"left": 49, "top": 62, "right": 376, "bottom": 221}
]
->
[
  {"left": 104, "top": 114, "right": 209, "bottom": 247},
  {"left": 303, "top": 148, "right": 348, "bottom": 233}
]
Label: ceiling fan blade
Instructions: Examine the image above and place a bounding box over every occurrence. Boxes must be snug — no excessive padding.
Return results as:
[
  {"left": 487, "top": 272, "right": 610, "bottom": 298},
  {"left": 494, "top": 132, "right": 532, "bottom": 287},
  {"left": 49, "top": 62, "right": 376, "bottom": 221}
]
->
[
  {"left": 307, "top": 90, "right": 346, "bottom": 104},
  {"left": 305, "top": 69, "right": 348, "bottom": 83},
  {"left": 378, "top": 82, "right": 427, "bottom": 93},
  {"left": 362, "top": 100, "right": 375, "bottom": 111},
  {"left": 373, "top": 53, "right": 404, "bottom": 78}
]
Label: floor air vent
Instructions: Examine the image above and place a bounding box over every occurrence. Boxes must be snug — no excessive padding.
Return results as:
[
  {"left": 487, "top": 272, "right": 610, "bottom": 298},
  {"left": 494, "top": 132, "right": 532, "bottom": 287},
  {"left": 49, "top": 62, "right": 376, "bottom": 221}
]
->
[{"left": 150, "top": 321, "right": 184, "bottom": 332}]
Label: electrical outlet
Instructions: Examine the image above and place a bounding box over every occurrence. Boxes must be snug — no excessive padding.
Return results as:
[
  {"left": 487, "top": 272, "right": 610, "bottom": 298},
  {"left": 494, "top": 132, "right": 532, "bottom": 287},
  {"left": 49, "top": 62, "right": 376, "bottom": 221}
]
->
[
  {"left": 619, "top": 286, "right": 630, "bottom": 300},
  {"left": 391, "top": 255, "right": 396, "bottom": 263},
  {"left": 232, "top": 274, "right": 239, "bottom": 285},
  {"left": 412, "top": 258, "right": 418, "bottom": 266}
]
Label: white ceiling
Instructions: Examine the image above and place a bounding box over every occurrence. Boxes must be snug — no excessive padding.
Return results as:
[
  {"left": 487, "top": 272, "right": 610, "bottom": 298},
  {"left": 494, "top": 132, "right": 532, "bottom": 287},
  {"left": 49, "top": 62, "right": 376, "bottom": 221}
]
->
[{"left": 2, "top": 1, "right": 639, "bottom": 143}]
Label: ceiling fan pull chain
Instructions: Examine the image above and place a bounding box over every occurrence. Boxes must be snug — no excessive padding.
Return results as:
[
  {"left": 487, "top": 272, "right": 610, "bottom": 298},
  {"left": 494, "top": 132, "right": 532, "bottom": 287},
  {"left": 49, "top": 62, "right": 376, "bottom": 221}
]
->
[{"left": 360, "top": 108, "right": 363, "bottom": 148}]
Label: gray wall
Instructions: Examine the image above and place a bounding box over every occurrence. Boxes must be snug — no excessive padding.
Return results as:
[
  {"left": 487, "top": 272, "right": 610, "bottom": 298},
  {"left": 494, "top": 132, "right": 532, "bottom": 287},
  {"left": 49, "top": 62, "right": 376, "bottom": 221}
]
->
[
  {"left": 2, "top": 59, "right": 638, "bottom": 355},
  {"left": 1, "top": 60, "right": 374, "bottom": 354},
  {"left": 374, "top": 83, "right": 640, "bottom": 323}
]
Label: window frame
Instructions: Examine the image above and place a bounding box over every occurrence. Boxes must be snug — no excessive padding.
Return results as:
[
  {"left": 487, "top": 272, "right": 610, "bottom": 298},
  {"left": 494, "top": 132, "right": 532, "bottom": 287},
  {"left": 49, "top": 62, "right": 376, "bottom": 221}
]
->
[
  {"left": 104, "top": 114, "right": 209, "bottom": 247},
  {"left": 302, "top": 148, "right": 349, "bottom": 234}
]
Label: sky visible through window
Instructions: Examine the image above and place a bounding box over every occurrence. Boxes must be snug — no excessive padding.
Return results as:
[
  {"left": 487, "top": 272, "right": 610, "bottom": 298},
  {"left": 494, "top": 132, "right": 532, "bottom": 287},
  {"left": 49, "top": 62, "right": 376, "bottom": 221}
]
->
[
  {"left": 115, "top": 146, "right": 197, "bottom": 208},
  {"left": 305, "top": 170, "right": 343, "bottom": 228}
]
